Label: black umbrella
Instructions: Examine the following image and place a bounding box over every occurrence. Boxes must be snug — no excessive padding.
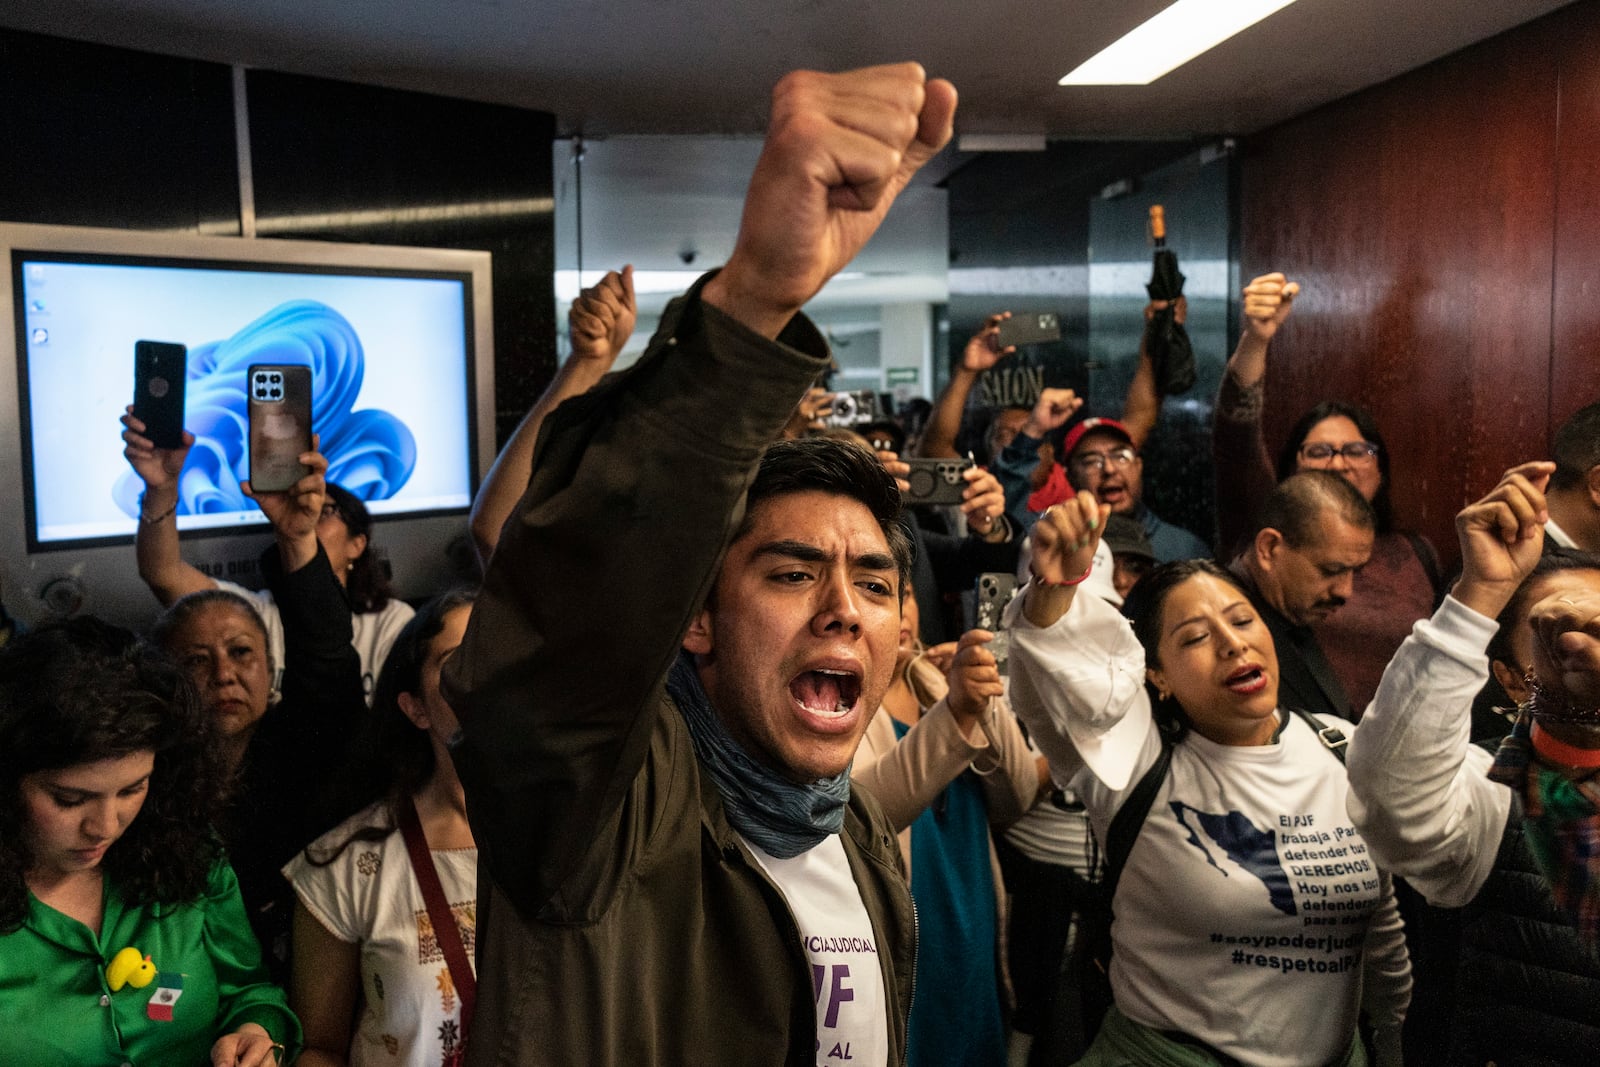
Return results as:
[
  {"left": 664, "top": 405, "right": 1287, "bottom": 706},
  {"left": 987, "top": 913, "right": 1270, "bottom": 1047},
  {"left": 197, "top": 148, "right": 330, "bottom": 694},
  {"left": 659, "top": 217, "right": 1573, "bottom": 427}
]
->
[{"left": 1144, "top": 204, "right": 1196, "bottom": 396}]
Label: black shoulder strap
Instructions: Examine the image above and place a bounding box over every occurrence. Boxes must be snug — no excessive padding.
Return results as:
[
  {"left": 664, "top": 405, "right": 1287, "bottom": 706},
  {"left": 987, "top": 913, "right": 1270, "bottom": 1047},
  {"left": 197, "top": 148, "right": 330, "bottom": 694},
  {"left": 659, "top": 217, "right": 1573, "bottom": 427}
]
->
[
  {"left": 1289, "top": 706, "right": 1348, "bottom": 764},
  {"left": 1102, "top": 739, "right": 1173, "bottom": 901}
]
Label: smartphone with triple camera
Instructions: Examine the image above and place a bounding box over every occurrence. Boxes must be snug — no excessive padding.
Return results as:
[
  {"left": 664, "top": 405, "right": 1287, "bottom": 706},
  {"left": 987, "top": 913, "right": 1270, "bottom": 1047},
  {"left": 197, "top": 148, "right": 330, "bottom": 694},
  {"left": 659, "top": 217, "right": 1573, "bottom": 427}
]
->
[
  {"left": 997, "top": 312, "right": 1062, "bottom": 349},
  {"left": 132, "top": 340, "right": 188, "bottom": 449},
  {"left": 247, "top": 364, "right": 313, "bottom": 493},
  {"left": 902, "top": 456, "right": 974, "bottom": 507}
]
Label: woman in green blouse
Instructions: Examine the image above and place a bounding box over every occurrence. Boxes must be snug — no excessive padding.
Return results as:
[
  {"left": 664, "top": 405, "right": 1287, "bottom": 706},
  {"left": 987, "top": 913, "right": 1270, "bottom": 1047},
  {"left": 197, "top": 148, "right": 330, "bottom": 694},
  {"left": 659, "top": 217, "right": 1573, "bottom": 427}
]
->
[{"left": 0, "top": 619, "right": 300, "bottom": 1066}]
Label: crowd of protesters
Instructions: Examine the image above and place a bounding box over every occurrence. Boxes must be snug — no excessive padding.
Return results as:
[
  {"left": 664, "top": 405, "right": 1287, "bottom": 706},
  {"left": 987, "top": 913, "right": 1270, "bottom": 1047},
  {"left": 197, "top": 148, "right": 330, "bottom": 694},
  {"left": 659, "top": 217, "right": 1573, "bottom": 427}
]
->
[{"left": 5, "top": 62, "right": 1600, "bottom": 1067}]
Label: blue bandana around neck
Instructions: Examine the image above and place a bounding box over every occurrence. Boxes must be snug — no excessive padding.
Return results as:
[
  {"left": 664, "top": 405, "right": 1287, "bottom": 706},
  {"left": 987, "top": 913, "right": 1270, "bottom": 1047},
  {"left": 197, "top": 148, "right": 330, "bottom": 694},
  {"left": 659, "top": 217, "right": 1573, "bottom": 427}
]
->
[{"left": 666, "top": 652, "right": 850, "bottom": 858}]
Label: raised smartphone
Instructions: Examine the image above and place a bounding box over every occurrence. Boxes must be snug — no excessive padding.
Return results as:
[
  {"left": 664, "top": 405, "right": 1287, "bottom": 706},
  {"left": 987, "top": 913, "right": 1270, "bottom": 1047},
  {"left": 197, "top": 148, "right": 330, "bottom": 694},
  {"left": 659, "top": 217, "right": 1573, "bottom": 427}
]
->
[
  {"left": 247, "top": 364, "right": 313, "bottom": 493},
  {"left": 132, "top": 340, "right": 188, "bottom": 449},
  {"left": 902, "top": 456, "right": 974, "bottom": 507},
  {"left": 997, "top": 312, "right": 1062, "bottom": 349},
  {"left": 974, "top": 571, "right": 1019, "bottom": 674}
]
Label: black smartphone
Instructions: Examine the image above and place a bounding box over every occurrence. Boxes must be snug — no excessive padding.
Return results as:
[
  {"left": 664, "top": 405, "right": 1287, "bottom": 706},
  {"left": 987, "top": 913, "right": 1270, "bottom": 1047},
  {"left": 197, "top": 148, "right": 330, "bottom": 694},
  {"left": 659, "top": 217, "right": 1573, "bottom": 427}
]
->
[
  {"left": 132, "top": 340, "right": 188, "bottom": 449},
  {"left": 997, "top": 312, "right": 1062, "bottom": 349},
  {"left": 247, "top": 364, "right": 313, "bottom": 493},
  {"left": 902, "top": 456, "right": 973, "bottom": 507}
]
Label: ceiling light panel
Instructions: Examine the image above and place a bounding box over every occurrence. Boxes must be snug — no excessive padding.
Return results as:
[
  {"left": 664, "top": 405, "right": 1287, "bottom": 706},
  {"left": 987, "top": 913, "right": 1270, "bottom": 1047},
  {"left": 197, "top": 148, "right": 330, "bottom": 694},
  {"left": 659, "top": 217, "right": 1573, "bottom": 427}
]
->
[{"left": 1060, "top": 0, "right": 1302, "bottom": 86}]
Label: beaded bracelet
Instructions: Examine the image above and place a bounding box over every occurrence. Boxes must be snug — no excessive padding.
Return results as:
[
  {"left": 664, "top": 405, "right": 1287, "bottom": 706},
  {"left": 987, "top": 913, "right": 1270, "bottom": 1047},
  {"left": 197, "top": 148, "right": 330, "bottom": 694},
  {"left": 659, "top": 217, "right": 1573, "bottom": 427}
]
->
[
  {"left": 138, "top": 492, "right": 177, "bottom": 526},
  {"left": 1527, "top": 683, "right": 1600, "bottom": 725},
  {"left": 1031, "top": 563, "right": 1092, "bottom": 588}
]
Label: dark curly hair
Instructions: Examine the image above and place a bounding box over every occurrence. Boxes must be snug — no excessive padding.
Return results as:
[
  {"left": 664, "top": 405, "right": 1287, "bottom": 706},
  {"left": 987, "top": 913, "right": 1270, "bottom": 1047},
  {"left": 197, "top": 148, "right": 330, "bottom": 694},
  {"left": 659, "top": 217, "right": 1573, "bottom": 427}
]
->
[
  {"left": 303, "top": 589, "right": 477, "bottom": 867},
  {"left": 324, "top": 482, "right": 395, "bottom": 614},
  {"left": 1274, "top": 401, "right": 1395, "bottom": 535},
  {"left": 1121, "top": 558, "right": 1262, "bottom": 744},
  {"left": 0, "top": 618, "right": 226, "bottom": 931}
]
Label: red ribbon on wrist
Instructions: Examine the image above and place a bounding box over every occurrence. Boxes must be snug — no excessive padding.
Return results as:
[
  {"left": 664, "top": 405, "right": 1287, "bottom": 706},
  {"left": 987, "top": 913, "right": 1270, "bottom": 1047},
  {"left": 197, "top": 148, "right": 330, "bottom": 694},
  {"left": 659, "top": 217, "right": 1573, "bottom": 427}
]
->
[{"left": 1031, "top": 563, "right": 1092, "bottom": 588}]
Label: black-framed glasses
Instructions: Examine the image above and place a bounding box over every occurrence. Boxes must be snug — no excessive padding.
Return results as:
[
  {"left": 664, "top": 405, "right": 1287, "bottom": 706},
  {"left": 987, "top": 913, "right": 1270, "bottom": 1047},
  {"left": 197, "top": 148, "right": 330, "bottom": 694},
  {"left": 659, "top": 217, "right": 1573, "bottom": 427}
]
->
[
  {"left": 1071, "top": 446, "right": 1138, "bottom": 474},
  {"left": 1298, "top": 441, "right": 1380, "bottom": 464}
]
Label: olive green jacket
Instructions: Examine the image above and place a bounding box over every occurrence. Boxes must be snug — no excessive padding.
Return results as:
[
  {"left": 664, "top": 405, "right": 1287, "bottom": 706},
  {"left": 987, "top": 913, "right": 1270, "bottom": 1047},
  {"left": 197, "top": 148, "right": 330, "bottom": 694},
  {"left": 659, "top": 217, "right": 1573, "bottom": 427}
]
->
[{"left": 444, "top": 281, "right": 917, "bottom": 1065}]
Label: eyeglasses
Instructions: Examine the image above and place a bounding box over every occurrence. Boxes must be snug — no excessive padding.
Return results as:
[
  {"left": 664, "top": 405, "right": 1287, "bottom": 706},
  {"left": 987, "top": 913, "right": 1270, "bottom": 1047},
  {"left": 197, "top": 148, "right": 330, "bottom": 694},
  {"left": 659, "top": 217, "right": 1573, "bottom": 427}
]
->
[
  {"left": 1298, "top": 441, "right": 1380, "bottom": 464},
  {"left": 1071, "top": 446, "right": 1138, "bottom": 474}
]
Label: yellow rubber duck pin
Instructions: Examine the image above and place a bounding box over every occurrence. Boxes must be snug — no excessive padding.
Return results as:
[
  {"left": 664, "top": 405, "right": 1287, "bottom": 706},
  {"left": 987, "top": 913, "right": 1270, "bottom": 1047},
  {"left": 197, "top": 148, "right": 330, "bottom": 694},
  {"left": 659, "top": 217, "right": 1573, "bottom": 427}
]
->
[{"left": 106, "top": 947, "right": 157, "bottom": 991}]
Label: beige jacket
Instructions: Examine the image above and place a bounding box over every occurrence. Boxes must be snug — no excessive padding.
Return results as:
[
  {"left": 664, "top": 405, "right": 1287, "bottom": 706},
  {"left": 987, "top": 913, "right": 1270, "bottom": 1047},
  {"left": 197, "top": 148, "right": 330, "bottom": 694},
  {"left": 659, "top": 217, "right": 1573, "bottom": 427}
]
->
[{"left": 852, "top": 651, "right": 1040, "bottom": 1002}]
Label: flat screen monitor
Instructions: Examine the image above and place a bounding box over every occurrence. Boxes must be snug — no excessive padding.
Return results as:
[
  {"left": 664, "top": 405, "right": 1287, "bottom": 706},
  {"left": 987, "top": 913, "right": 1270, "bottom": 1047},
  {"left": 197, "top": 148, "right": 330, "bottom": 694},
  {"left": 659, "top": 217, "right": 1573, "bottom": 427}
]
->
[{"left": 1, "top": 221, "right": 495, "bottom": 627}]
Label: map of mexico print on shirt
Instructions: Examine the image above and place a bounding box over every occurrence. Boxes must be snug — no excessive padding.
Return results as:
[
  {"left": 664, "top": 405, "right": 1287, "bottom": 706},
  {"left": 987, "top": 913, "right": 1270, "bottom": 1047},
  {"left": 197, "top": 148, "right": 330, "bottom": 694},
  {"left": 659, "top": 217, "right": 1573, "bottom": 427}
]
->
[
  {"left": 1171, "top": 802, "right": 1301, "bottom": 915},
  {"left": 1171, "top": 802, "right": 1376, "bottom": 917}
]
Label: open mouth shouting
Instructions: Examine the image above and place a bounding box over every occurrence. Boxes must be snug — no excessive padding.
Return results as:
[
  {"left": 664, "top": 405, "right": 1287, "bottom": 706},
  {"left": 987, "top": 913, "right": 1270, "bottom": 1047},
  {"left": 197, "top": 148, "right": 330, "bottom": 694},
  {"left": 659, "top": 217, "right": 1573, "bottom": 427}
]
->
[
  {"left": 789, "top": 663, "right": 864, "bottom": 734},
  {"left": 1097, "top": 478, "right": 1129, "bottom": 508},
  {"left": 1225, "top": 663, "right": 1268, "bottom": 696}
]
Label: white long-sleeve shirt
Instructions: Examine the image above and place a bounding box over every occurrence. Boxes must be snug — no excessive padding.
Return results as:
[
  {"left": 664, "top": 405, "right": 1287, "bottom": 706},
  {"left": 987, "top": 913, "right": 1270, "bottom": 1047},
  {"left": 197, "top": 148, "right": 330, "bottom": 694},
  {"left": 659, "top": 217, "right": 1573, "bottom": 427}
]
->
[{"left": 1345, "top": 594, "right": 1515, "bottom": 907}]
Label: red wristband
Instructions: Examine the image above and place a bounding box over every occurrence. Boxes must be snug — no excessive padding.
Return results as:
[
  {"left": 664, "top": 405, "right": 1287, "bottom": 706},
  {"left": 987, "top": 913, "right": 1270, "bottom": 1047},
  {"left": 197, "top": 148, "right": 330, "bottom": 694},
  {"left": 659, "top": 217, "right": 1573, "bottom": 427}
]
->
[{"left": 1031, "top": 564, "right": 1092, "bottom": 588}]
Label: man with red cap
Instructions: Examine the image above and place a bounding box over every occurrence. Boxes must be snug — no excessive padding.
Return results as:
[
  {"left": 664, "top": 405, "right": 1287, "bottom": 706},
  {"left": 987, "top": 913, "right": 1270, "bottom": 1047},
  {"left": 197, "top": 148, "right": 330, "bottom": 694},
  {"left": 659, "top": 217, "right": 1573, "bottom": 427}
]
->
[{"left": 1058, "top": 414, "right": 1208, "bottom": 563}]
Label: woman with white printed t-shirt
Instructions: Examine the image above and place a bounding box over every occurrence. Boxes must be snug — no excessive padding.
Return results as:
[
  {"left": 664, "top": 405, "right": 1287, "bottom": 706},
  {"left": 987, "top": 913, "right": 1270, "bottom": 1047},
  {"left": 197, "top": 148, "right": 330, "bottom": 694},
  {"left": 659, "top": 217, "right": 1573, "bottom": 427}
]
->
[{"left": 1004, "top": 492, "right": 1410, "bottom": 1067}]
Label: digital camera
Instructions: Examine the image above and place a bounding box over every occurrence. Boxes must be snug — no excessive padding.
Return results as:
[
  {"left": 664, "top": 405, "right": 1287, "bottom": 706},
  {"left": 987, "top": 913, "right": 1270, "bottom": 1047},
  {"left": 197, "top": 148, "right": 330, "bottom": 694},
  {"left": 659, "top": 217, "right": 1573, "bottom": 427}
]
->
[{"left": 821, "top": 389, "right": 882, "bottom": 428}]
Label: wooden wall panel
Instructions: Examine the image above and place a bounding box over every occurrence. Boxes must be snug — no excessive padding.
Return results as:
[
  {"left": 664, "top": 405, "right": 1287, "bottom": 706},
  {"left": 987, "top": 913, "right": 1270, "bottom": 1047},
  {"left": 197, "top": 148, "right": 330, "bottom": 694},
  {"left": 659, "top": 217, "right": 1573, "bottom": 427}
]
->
[
  {"left": 1551, "top": 5, "right": 1600, "bottom": 428},
  {"left": 1238, "top": 5, "right": 1597, "bottom": 565}
]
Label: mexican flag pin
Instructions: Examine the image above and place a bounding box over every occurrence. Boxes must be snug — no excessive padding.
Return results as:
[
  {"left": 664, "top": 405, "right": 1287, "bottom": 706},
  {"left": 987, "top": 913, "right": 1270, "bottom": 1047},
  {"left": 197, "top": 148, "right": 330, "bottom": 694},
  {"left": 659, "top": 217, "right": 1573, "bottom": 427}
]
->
[{"left": 147, "top": 973, "right": 184, "bottom": 1021}]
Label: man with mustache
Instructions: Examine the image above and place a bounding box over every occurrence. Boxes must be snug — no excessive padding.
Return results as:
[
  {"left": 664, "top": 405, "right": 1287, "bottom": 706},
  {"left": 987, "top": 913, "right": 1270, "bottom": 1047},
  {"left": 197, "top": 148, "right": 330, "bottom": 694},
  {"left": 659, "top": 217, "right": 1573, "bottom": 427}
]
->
[
  {"left": 1056, "top": 415, "right": 1209, "bottom": 562},
  {"left": 1228, "top": 470, "right": 1375, "bottom": 721}
]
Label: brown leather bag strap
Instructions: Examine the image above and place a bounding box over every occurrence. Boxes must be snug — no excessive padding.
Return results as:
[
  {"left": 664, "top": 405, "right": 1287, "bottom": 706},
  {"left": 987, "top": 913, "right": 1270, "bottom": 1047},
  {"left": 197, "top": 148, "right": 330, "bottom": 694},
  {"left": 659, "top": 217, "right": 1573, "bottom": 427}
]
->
[{"left": 397, "top": 797, "right": 476, "bottom": 1033}]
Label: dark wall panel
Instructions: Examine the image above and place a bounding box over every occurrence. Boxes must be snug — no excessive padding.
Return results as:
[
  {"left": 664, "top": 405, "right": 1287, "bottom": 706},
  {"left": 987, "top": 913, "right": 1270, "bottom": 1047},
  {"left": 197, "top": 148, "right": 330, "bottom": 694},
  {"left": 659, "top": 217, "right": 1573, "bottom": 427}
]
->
[
  {"left": 0, "top": 29, "right": 239, "bottom": 233},
  {"left": 0, "top": 31, "right": 556, "bottom": 448},
  {"left": 1238, "top": 4, "right": 1592, "bottom": 566},
  {"left": 245, "top": 71, "right": 556, "bottom": 447}
]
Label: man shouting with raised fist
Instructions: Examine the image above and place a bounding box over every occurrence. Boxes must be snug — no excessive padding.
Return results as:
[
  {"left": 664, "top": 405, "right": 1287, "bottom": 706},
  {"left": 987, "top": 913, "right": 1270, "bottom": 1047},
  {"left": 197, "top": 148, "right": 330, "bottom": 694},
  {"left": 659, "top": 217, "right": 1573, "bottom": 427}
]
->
[{"left": 444, "top": 65, "right": 957, "bottom": 1066}]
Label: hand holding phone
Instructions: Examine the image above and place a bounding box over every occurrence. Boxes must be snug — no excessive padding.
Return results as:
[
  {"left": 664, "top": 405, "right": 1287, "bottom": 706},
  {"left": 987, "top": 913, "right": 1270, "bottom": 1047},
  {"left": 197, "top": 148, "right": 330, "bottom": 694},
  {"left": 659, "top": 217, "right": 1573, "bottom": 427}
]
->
[
  {"left": 996, "top": 313, "right": 1061, "bottom": 350},
  {"left": 974, "top": 572, "right": 1019, "bottom": 675},
  {"left": 121, "top": 404, "right": 194, "bottom": 496},
  {"left": 902, "top": 456, "right": 975, "bottom": 507},
  {"left": 243, "top": 433, "right": 329, "bottom": 578}
]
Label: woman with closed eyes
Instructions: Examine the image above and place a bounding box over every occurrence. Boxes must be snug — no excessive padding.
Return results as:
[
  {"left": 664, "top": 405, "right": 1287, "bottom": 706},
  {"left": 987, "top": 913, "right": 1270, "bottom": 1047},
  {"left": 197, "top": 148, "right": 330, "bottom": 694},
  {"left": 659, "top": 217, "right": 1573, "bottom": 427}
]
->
[{"left": 1005, "top": 492, "right": 1409, "bottom": 1066}]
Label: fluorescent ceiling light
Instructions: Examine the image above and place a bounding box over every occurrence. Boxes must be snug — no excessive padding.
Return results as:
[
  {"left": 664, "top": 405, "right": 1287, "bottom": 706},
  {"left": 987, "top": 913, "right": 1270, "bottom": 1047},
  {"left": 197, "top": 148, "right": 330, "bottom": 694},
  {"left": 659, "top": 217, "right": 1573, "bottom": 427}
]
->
[{"left": 1060, "top": 0, "right": 1301, "bottom": 86}]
